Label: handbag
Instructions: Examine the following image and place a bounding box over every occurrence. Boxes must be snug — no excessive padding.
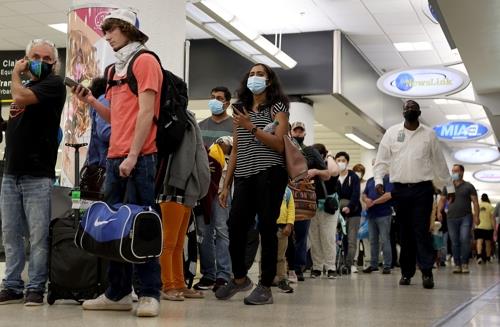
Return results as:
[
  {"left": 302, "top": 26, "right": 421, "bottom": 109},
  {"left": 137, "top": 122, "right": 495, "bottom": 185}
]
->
[
  {"left": 318, "top": 180, "right": 339, "bottom": 215},
  {"left": 79, "top": 164, "right": 106, "bottom": 201},
  {"left": 288, "top": 179, "right": 317, "bottom": 220},
  {"left": 283, "top": 135, "right": 308, "bottom": 182},
  {"left": 75, "top": 201, "right": 163, "bottom": 263}
]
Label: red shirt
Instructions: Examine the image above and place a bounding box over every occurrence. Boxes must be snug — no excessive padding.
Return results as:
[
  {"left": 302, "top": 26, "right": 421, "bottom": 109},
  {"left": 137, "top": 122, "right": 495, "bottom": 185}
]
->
[{"left": 106, "top": 53, "right": 162, "bottom": 158}]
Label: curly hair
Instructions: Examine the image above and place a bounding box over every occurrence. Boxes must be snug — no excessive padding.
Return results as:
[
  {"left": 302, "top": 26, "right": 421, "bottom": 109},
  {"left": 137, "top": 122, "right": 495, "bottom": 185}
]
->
[
  {"left": 101, "top": 18, "right": 148, "bottom": 44},
  {"left": 235, "top": 63, "right": 289, "bottom": 111}
]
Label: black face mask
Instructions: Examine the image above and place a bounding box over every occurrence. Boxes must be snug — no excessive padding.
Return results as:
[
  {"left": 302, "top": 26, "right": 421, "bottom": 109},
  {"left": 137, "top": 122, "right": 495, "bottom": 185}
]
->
[
  {"left": 403, "top": 110, "right": 420, "bottom": 122},
  {"left": 28, "top": 60, "right": 53, "bottom": 80},
  {"left": 293, "top": 136, "right": 304, "bottom": 145}
]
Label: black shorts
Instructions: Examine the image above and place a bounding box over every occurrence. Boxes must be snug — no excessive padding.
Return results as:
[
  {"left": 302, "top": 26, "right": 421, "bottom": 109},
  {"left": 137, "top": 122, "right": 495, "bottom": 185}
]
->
[{"left": 474, "top": 228, "right": 494, "bottom": 241}]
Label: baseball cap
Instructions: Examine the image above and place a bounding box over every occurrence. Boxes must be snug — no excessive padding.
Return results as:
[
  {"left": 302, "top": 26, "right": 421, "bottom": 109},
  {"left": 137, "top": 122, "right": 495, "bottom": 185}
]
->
[
  {"left": 291, "top": 121, "right": 306, "bottom": 131},
  {"left": 103, "top": 8, "right": 149, "bottom": 42}
]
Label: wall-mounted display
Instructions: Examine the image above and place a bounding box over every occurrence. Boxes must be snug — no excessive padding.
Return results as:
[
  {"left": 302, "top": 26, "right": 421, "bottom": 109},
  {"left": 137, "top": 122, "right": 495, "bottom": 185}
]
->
[
  {"left": 377, "top": 66, "right": 470, "bottom": 98},
  {"left": 454, "top": 147, "right": 500, "bottom": 164},
  {"left": 433, "top": 121, "right": 489, "bottom": 141},
  {"left": 473, "top": 169, "right": 500, "bottom": 183}
]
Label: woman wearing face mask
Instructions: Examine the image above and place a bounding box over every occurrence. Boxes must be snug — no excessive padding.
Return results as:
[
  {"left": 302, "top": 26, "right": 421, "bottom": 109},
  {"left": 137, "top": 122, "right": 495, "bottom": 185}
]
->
[
  {"left": 335, "top": 151, "right": 362, "bottom": 274},
  {"left": 216, "top": 63, "right": 289, "bottom": 305}
]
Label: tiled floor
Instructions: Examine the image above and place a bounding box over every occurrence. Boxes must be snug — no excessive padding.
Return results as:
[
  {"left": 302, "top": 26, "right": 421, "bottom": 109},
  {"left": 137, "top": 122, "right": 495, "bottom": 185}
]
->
[{"left": 0, "top": 262, "right": 498, "bottom": 327}]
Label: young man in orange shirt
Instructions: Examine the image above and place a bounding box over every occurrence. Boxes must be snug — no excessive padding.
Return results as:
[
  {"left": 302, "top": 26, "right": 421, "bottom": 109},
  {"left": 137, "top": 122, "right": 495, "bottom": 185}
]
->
[{"left": 73, "top": 8, "right": 162, "bottom": 317}]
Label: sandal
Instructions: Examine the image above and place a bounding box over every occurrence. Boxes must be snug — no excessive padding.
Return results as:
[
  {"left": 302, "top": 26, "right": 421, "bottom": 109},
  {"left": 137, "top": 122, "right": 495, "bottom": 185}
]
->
[
  {"left": 161, "top": 290, "right": 185, "bottom": 301},
  {"left": 179, "top": 288, "right": 204, "bottom": 299}
]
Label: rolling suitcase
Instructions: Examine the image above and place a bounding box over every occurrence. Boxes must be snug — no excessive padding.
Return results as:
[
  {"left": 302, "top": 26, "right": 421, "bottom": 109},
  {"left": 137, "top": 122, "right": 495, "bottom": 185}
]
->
[{"left": 47, "top": 143, "right": 108, "bottom": 304}]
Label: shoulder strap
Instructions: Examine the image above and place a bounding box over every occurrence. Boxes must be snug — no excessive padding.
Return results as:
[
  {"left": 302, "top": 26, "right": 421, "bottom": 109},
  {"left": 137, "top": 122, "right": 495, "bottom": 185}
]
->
[{"left": 125, "top": 49, "right": 159, "bottom": 96}]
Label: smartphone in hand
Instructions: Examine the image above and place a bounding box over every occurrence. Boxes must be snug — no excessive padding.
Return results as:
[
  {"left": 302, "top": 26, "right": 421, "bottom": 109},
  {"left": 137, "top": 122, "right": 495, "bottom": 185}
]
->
[
  {"left": 64, "top": 77, "right": 89, "bottom": 96},
  {"left": 232, "top": 102, "right": 244, "bottom": 114}
]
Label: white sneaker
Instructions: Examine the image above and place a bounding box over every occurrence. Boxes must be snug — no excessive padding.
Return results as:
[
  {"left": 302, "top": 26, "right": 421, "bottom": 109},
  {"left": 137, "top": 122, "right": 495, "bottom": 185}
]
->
[
  {"left": 288, "top": 271, "right": 298, "bottom": 284},
  {"left": 131, "top": 290, "right": 139, "bottom": 302},
  {"left": 351, "top": 265, "right": 358, "bottom": 273},
  {"left": 82, "top": 293, "right": 132, "bottom": 311},
  {"left": 136, "top": 297, "right": 160, "bottom": 317}
]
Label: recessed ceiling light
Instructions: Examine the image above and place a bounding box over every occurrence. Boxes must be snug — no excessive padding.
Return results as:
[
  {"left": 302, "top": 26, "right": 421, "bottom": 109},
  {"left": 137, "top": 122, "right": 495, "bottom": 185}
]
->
[
  {"left": 445, "top": 114, "right": 471, "bottom": 120},
  {"left": 394, "top": 42, "right": 433, "bottom": 52},
  {"left": 454, "top": 148, "right": 500, "bottom": 164},
  {"left": 49, "top": 23, "right": 67, "bottom": 34}
]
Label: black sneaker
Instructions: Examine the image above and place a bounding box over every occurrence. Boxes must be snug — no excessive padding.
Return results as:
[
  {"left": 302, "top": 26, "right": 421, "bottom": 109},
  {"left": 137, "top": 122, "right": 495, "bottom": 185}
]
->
[
  {"left": 399, "top": 277, "right": 411, "bottom": 286},
  {"left": 296, "top": 271, "right": 305, "bottom": 282},
  {"left": 310, "top": 270, "right": 321, "bottom": 279},
  {"left": 422, "top": 275, "right": 434, "bottom": 289},
  {"left": 212, "top": 278, "right": 228, "bottom": 293},
  {"left": 277, "top": 280, "right": 294, "bottom": 294},
  {"left": 382, "top": 267, "right": 391, "bottom": 274},
  {"left": 0, "top": 289, "right": 23, "bottom": 305},
  {"left": 193, "top": 277, "right": 215, "bottom": 291},
  {"left": 327, "top": 270, "right": 337, "bottom": 279},
  {"left": 24, "top": 291, "right": 44, "bottom": 306},
  {"left": 215, "top": 277, "right": 253, "bottom": 300},
  {"left": 362, "top": 266, "right": 379, "bottom": 274},
  {"left": 244, "top": 284, "right": 273, "bottom": 305}
]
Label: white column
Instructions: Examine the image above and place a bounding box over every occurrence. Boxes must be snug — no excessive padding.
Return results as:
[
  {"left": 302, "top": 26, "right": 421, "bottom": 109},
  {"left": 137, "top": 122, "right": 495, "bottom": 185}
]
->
[
  {"left": 290, "top": 101, "right": 315, "bottom": 145},
  {"left": 71, "top": 0, "right": 186, "bottom": 76}
]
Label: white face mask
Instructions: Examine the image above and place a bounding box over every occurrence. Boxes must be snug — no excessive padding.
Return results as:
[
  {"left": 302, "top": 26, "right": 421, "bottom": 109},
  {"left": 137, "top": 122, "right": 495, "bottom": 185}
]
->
[{"left": 337, "top": 162, "right": 347, "bottom": 171}]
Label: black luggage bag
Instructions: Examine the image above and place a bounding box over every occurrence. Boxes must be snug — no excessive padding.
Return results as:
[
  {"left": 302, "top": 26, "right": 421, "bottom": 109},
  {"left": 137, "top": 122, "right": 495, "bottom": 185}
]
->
[{"left": 47, "top": 143, "right": 108, "bottom": 304}]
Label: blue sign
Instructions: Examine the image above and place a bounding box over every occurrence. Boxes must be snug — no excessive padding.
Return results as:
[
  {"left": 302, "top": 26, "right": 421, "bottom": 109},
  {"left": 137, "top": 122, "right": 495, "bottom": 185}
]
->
[{"left": 434, "top": 121, "right": 489, "bottom": 141}]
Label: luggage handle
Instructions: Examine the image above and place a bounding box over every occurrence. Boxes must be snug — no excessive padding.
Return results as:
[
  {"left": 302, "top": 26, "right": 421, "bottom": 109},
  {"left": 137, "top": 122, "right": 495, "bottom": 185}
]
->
[{"left": 65, "top": 143, "right": 88, "bottom": 225}]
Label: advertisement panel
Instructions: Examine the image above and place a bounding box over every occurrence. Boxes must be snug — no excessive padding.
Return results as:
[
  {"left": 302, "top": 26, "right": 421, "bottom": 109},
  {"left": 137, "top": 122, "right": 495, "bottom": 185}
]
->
[{"left": 61, "top": 5, "right": 116, "bottom": 187}]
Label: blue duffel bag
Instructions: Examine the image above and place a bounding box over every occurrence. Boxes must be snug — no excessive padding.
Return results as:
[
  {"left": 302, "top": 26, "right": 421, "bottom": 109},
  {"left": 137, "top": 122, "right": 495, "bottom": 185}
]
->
[{"left": 75, "top": 201, "right": 163, "bottom": 263}]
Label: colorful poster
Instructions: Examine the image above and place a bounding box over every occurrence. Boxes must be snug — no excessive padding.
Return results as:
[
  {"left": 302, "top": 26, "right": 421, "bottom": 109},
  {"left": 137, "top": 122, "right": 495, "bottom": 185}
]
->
[{"left": 61, "top": 6, "right": 115, "bottom": 187}]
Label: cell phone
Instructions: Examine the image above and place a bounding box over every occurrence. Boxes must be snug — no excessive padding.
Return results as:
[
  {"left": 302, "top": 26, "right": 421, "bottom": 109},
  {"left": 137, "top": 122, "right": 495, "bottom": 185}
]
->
[
  {"left": 232, "top": 102, "right": 244, "bottom": 113},
  {"left": 64, "top": 77, "right": 89, "bottom": 95}
]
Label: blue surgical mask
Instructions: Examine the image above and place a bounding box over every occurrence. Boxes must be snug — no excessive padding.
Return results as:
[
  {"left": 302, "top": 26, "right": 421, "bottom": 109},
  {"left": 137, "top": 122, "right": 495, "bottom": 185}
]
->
[
  {"left": 451, "top": 173, "right": 461, "bottom": 181},
  {"left": 208, "top": 99, "right": 225, "bottom": 115},
  {"left": 247, "top": 76, "right": 267, "bottom": 94}
]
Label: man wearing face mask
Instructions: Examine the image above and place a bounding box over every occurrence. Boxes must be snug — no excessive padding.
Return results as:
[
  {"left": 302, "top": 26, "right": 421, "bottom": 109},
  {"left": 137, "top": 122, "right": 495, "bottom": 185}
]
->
[
  {"left": 438, "top": 164, "right": 479, "bottom": 274},
  {"left": 373, "top": 100, "right": 453, "bottom": 289},
  {"left": 199, "top": 86, "right": 233, "bottom": 147},
  {"left": 195, "top": 87, "right": 234, "bottom": 292},
  {"left": 0, "top": 39, "right": 65, "bottom": 306}
]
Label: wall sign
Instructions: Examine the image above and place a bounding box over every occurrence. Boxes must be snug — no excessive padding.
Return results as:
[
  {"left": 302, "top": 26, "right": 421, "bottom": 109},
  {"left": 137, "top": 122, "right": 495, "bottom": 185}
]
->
[
  {"left": 377, "top": 66, "right": 470, "bottom": 98},
  {"left": 473, "top": 169, "right": 500, "bottom": 183},
  {"left": 0, "top": 51, "right": 24, "bottom": 101},
  {"left": 433, "top": 121, "right": 489, "bottom": 141},
  {"left": 454, "top": 147, "right": 500, "bottom": 164}
]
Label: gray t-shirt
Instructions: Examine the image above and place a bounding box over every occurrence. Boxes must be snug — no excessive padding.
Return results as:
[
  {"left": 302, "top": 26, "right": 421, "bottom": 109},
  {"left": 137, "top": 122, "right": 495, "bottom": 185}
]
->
[
  {"left": 198, "top": 116, "right": 233, "bottom": 147},
  {"left": 444, "top": 181, "right": 477, "bottom": 219}
]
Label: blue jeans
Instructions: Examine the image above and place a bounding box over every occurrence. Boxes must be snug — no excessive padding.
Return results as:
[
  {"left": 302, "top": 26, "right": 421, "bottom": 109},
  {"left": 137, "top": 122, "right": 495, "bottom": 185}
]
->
[
  {"left": 448, "top": 215, "right": 472, "bottom": 266},
  {"left": 293, "top": 220, "right": 311, "bottom": 272},
  {"left": 1, "top": 175, "right": 52, "bottom": 293},
  {"left": 368, "top": 215, "right": 392, "bottom": 269},
  {"left": 196, "top": 195, "right": 232, "bottom": 281},
  {"left": 103, "top": 154, "right": 161, "bottom": 301}
]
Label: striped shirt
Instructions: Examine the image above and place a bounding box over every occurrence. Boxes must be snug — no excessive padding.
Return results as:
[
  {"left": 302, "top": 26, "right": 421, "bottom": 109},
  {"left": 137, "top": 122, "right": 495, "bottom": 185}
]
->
[{"left": 234, "top": 102, "right": 288, "bottom": 178}]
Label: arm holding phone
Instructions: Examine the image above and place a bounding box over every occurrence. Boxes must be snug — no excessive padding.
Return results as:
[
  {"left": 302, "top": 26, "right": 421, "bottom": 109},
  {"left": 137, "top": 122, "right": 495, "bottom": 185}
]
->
[
  {"left": 72, "top": 83, "right": 111, "bottom": 123},
  {"left": 232, "top": 104, "right": 288, "bottom": 154}
]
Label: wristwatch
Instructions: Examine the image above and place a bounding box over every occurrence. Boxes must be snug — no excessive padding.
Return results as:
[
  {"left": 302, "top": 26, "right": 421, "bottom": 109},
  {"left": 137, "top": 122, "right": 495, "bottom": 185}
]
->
[{"left": 250, "top": 127, "right": 258, "bottom": 135}]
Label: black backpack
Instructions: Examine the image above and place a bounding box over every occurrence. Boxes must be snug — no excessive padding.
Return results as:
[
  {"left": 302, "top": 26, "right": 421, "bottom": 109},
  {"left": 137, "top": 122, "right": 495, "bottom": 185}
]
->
[{"left": 106, "top": 49, "right": 189, "bottom": 159}]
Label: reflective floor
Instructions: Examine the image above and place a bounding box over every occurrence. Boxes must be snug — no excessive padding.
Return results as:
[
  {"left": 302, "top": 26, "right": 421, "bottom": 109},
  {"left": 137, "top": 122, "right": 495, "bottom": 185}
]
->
[{"left": 0, "top": 262, "right": 498, "bottom": 327}]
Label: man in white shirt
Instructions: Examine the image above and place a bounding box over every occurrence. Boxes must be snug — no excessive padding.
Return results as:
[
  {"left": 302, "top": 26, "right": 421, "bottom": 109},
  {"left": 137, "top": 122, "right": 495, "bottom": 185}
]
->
[{"left": 373, "top": 100, "right": 453, "bottom": 289}]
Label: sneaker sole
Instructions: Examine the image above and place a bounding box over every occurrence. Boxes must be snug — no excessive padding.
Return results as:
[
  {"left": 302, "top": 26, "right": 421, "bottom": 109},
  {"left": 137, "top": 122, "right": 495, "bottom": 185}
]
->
[
  {"left": 0, "top": 299, "right": 23, "bottom": 305},
  {"left": 277, "top": 288, "right": 294, "bottom": 294},
  {"left": 82, "top": 303, "right": 133, "bottom": 311},
  {"left": 24, "top": 302, "right": 43, "bottom": 307},
  {"left": 244, "top": 297, "right": 274, "bottom": 305},
  {"left": 136, "top": 309, "right": 159, "bottom": 317},
  {"left": 215, "top": 282, "right": 253, "bottom": 300}
]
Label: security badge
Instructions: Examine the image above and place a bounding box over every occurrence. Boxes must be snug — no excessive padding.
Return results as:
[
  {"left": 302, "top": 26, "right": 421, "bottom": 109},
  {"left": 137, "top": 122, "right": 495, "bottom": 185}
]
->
[{"left": 397, "top": 130, "right": 405, "bottom": 142}]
